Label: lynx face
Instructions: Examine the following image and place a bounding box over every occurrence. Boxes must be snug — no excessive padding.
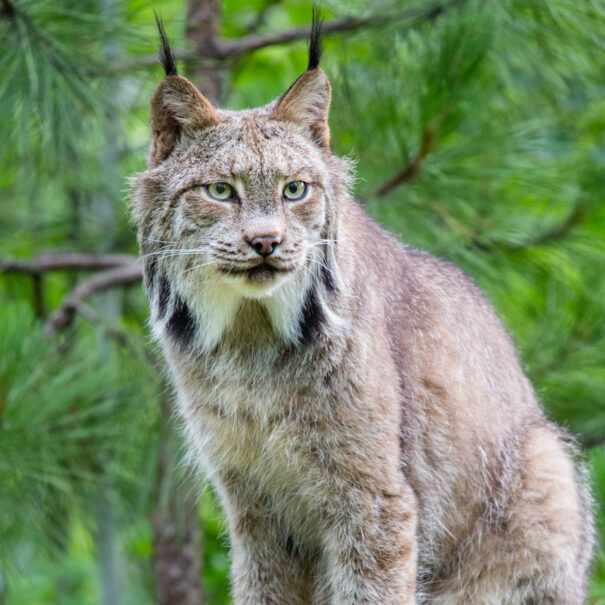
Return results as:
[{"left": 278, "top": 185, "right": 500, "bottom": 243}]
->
[
  {"left": 158, "top": 116, "right": 330, "bottom": 299},
  {"left": 133, "top": 65, "right": 347, "bottom": 348}
]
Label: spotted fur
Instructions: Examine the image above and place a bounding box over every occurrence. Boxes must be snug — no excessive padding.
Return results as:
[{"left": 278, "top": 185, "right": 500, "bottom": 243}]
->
[{"left": 129, "top": 15, "right": 594, "bottom": 605}]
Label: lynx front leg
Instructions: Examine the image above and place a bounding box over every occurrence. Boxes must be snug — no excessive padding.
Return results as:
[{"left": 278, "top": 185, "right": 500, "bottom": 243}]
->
[
  {"left": 229, "top": 523, "right": 316, "bottom": 605},
  {"left": 322, "top": 487, "right": 418, "bottom": 605},
  {"left": 218, "top": 476, "right": 316, "bottom": 605}
]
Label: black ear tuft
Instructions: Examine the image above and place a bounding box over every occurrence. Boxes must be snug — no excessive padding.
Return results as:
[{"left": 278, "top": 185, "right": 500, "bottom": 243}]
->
[
  {"left": 307, "top": 4, "right": 323, "bottom": 71},
  {"left": 154, "top": 12, "right": 178, "bottom": 77}
]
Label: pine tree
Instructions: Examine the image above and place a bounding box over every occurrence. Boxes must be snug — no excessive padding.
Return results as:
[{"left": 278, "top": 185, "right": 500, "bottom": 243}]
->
[{"left": 1, "top": 0, "right": 604, "bottom": 603}]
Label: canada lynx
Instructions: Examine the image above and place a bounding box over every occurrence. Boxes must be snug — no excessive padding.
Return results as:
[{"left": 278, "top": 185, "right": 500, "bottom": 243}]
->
[{"left": 131, "top": 13, "right": 594, "bottom": 604}]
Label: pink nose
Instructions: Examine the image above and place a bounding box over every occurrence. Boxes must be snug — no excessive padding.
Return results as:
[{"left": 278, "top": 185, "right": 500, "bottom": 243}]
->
[{"left": 246, "top": 234, "right": 282, "bottom": 257}]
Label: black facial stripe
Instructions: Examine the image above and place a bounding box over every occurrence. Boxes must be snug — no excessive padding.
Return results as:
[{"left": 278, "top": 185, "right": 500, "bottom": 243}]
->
[
  {"left": 299, "top": 287, "right": 325, "bottom": 347},
  {"left": 144, "top": 257, "right": 158, "bottom": 293},
  {"left": 166, "top": 296, "right": 196, "bottom": 347},
  {"left": 321, "top": 263, "right": 336, "bottom": 293},
  {"left": 158, "top": 275, "right": 171, "bottom": 320}
]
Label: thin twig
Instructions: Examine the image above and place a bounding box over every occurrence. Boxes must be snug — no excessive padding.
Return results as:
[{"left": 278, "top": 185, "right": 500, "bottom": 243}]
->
[
  {"left": 471, "top": 204, "right": 587, "bottom": 252},
  {"left": 43, "top": 262, "right": 142, "bottom": 337},
  {"left": 67, "top": 301, "right": 132, "bottom": 348},
  {"left": 374, "top": 127, "right": 436, "bottom": 197},
  {"left": 373, "top": 100, "right": 455, "bottom": 199},
  {"left": 507, "top": 204, "right": 587, "bottom": 249}
]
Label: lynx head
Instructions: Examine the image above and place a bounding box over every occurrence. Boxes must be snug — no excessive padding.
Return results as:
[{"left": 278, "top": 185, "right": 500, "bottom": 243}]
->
[{"left": 132, "top": 11, "right": 351, "bottom": 352}]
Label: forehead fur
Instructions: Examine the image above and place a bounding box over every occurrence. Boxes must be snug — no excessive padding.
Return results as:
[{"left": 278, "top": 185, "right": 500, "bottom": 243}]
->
[{"left": 151, "top": 109, "right": 336, "bottom": 191}]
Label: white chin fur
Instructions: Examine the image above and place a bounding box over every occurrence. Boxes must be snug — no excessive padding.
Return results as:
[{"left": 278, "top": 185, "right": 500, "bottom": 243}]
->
[
  {"left": 220, "top": 270, "right": 292, "bottom": 299},
  {"left": 165, "top": 247, "right": 330, "bottom": 351},
  {"left": 172, "top": 263, "right": 310, "bottom": 350}
]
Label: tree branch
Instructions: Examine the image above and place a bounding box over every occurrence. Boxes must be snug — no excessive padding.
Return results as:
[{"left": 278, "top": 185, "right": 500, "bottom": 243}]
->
[
  {"left": 508, "top": 204, "right": 587, "bottom": 249},
  {"left": 121, "top": 1, "right": 459, "bottom": 70},
  {"left": 374, "top": 127, "right": 436, "bottom": 197},
  {"left": 471, "top": 204, "right": 587, "bottom": 252},
  {"left": 1, "top": 252, "right": 137, "bottom": 275},
  {"left": 372, "top": 99, "right": 456, "bottom": 199},
  {"left": 217, "top": 3, "right": 449, "bottom": 60},
  {"left": 43, "top": 262, "right": 142, "bottom": 337}
]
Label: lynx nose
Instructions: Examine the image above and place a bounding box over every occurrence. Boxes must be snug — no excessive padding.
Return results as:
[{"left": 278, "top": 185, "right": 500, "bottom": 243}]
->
[{"left": 246, "top": 234, "right": 282, "bottom": 257}]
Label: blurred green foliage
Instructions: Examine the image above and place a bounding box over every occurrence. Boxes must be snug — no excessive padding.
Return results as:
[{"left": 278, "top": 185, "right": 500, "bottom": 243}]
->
[{"left": 1, "top": 0, "right": 604, "bottom": 603}]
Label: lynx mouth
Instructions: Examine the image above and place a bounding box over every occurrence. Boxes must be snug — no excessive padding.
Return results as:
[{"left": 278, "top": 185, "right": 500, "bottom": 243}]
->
[
  {"left": 218, "top": 262, "right": 293, "bottom": 283},
  {"left": 245, "top": 264, "right": 279, "bottom": 283}
]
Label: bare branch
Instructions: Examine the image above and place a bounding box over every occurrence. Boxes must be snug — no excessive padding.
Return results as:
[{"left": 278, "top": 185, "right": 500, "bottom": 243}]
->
[
  {"left": 374, "top": 127, "right": 436, "bottom": 197},
  {"left": 43, "top": 262, "right": 142, "bottom": 337},
  {"left": 471, "top": 204, "right": 588, "bottom": 252},
  {"left": 121, "top": 1, "right": 459, "bottom": 70},
  {"left": 218, "top": 3, "right": 451, "bottom": 60},
  {"left": 508, "top": 204, "right": 587, "bottom": 249},
  {"left": 372, "top": 101, "right": 455, "bottom": 199},
  {"left": 1, "top": 252, "right": 137, "bottom": 275},
  {"left": 64, "top": 301, "right": 134, "bottom": 348}
]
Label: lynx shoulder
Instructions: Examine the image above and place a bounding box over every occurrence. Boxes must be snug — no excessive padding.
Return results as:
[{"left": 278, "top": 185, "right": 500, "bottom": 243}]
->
[{"left": 131, "top": 13, "right": 594, "bottom": 604}]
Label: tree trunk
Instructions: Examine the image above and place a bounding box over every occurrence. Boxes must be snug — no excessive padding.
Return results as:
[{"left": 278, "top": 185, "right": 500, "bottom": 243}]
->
[
  {"left": 151, "top": 400, "right": 204, "bottom": 605},
  {"left": 185, "top": 0, "right": 222, "bottom": 102},
  {"left": 152, "top": 485, "right": 204, "bottom": 605}
]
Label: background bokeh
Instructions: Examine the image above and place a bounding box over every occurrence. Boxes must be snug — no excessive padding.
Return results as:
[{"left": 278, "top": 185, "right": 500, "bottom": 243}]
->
[{"left": 1, "top": 0, "right": 604, "bottom": 603}]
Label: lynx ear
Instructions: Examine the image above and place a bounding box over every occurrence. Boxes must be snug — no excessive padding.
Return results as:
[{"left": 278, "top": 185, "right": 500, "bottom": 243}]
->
[
  {"left": 275, "top": 7, "right": 330, "bottom": 148},
  {"left": 149, "top": 15, "right": 219, "bottom": 165},
  {"left": 149, "top": 75, "right": 219, "bottom": 165},
  {"left": 275, "top": 68, "right": 331, "bottom": 149}
]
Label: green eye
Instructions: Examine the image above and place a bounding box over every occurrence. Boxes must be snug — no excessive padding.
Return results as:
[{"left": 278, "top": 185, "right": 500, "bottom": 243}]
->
[
  {"left": 283, "top": 181, "right": 308, "bottom": 201},
  {"left": 205, "top": 182, "right": 234, "bottom": 201}
]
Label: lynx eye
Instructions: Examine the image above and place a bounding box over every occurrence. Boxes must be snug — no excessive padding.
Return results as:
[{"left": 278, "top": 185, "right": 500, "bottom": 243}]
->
[
  {"left": 283, "top": 180, "right": 308, "bottom": 201},
  {"left": 205, "top": 182, "right": 235, "bottom": 201}
]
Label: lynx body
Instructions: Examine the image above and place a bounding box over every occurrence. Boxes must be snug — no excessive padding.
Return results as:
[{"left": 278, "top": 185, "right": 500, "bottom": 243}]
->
[{"left": 131, "top": 17, "right": 594, "bottom": 604}]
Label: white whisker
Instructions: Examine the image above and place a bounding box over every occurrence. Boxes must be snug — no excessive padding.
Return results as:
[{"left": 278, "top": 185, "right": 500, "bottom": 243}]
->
[
  {"left": 307, "top": 239, "right": 337, "bottom": 250},
  {"left": 138, "top": 234, "right": 187, "bottom": 245},
  {"left": 178, "top": 260, "right": 217, "bottom": 277},
  {"left": 140, "top": 249, "right": 205, "bottom": 260}
]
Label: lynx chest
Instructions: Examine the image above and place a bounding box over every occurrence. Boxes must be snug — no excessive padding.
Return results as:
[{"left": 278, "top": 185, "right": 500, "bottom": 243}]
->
[{"left": 173, "top": 349, "right": 332, "bottom": 501}]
